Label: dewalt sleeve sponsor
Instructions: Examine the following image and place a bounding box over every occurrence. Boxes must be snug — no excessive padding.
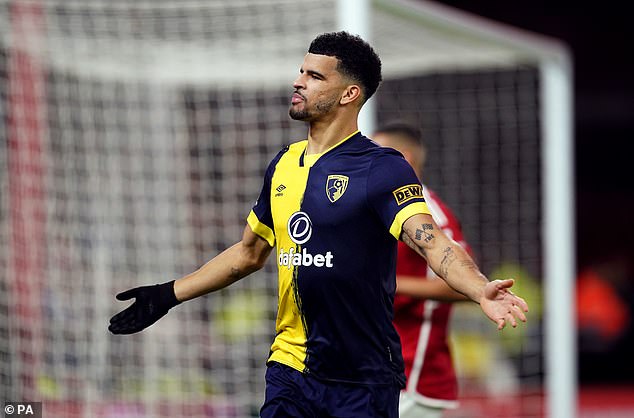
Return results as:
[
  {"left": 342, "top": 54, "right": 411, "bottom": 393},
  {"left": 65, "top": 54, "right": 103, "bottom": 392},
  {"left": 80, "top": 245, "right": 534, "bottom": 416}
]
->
[{"left": 392, "top": 184, "right": 423, "bottom": 206}]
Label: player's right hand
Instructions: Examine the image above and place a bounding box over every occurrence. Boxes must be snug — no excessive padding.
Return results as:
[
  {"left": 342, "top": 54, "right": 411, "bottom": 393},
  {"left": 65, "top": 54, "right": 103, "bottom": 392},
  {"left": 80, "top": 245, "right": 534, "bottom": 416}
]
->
[{"left": 108, "top": 280, "right": 181, "bottom": 335}]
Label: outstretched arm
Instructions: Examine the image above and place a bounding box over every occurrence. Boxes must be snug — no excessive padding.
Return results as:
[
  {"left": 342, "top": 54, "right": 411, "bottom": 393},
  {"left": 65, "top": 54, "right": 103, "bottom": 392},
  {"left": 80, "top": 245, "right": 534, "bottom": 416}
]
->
[
  {"left": 174, "top": 225, "right": 273, "bottom": 301},
  {"left": 109, "top": 225, "right": 272, "bottom": 334},
  {"left": 401, "top": 213, "right": 528, "bottom": 330}
]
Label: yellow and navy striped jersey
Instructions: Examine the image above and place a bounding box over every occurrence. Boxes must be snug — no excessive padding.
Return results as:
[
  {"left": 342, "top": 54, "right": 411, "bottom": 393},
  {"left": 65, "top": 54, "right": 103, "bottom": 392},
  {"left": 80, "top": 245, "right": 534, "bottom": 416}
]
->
[{"left": 247, "top": 131, "right": 430, "bottom": 386}]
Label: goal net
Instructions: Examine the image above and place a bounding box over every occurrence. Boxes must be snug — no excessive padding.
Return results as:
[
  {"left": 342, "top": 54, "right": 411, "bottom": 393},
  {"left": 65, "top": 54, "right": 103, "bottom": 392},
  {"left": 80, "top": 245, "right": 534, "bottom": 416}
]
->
[
  {"left": 0, "top": 1, "right": 570, "bottom": 417},
  {"left": 378, "top": 69, "right": 544, "bottom": 418}
]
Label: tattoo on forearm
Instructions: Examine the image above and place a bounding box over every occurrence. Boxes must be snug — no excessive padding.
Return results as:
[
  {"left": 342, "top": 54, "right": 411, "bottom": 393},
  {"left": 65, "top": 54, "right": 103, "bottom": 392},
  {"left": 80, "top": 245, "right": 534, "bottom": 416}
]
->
[
  {"left": 440, "top": 246, "right": 457, "bottom": 278},
  {"left": 402, "top": 229, "right": 426, "bottom": 256},
  {"left": 415, "top": 223, "right": 434, "bottom": 243},
  {"left": 230, "top": 267, "right": 241, "bottom": 280}
]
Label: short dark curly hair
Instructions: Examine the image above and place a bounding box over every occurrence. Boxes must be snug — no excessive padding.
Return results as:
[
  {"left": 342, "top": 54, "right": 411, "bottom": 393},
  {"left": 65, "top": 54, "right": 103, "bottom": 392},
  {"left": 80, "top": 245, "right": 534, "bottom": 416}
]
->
[{"left": 308, "top": 31, "right": 382, "bottom": 104}]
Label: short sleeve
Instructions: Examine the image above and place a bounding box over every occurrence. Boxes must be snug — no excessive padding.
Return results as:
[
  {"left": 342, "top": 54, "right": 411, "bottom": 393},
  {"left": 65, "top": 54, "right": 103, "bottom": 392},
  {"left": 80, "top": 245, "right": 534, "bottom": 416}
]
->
[
  {"left": 247, "top": 147, "right": 287, "bottom": 247},
  {"left": 367, "top": 151, "right": 431, "bottom": 240}
]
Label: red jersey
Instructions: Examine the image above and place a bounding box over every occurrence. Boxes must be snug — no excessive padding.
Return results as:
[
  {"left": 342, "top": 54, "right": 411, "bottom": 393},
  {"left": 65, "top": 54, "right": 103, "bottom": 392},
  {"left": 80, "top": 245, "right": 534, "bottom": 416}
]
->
[{"left": 393, "top": 187, "right": 470, "bottom": 408}]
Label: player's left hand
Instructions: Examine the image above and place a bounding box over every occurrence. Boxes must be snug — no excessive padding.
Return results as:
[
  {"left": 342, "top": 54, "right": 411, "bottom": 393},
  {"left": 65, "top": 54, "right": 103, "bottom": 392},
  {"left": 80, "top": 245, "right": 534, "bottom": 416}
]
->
[{"left": 479, "top": 279, "right": 529, "bottom": 330}]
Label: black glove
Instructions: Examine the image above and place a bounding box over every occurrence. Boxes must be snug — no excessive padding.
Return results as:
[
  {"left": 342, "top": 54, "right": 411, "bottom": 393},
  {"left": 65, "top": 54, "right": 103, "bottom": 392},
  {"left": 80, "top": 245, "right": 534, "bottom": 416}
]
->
[{"left": 108, "top": 280, "right": 181, "bottom": 335}]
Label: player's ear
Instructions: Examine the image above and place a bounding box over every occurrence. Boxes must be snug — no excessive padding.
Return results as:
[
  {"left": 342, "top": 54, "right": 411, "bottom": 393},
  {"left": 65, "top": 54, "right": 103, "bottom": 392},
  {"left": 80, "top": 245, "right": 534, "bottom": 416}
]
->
[{"left": 340, "top": 84, "right": 362, "bottom": 105}]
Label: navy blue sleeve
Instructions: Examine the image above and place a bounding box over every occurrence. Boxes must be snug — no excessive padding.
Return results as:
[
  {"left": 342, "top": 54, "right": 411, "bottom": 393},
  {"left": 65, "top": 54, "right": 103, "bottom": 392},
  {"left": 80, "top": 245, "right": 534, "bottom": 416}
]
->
[
  {"left": 247, "top": 146, "right": 288, "bottom": 246},
  {"left": 366, "top": 151, "right": 430, "bottom": 239}
]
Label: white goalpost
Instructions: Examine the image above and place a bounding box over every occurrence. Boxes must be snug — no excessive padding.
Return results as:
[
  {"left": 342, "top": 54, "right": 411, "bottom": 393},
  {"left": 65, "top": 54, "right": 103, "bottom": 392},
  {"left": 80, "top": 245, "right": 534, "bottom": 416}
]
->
[{"left": 0, "top": 1, "right": 574, "bottom": 417}]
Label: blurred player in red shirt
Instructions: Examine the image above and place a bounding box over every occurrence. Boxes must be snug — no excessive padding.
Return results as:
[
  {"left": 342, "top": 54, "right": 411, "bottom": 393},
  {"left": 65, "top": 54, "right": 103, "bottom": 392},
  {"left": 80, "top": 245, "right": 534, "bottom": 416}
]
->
[{"left": 374, "top": 122, "right": 471, "bottom": 418}]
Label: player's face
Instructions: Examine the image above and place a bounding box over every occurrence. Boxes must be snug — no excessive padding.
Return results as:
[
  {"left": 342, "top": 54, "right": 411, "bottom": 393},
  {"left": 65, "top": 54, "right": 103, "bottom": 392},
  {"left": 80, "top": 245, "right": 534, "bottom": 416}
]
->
[{"left": 289, "top": 53, "right": 348, "bottom": 122}]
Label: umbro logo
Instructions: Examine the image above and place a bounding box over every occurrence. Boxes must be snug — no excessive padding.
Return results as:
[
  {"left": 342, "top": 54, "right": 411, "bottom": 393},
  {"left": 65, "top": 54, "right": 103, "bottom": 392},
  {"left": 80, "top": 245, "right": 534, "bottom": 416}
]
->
[{"left": 275, "top": 184, "right": 286, "bottom": 197}]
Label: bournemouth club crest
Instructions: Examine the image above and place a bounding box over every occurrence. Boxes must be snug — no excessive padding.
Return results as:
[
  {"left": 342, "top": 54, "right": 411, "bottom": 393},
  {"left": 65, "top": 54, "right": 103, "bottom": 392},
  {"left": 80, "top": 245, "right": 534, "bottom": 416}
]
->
[{"left": 326, "top": 175, "right": 349, "bottom": 203}]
